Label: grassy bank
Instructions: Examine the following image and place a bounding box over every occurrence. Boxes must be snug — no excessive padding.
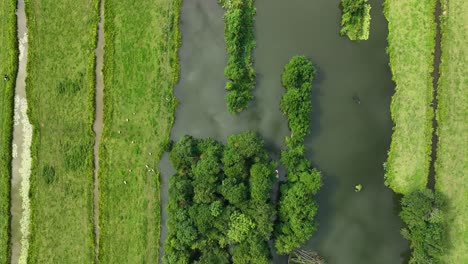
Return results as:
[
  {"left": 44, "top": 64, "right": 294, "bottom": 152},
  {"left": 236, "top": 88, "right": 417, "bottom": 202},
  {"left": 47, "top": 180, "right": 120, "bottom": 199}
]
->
[
  {"left": 435, "top": 0, "right": 468, "bottom": 261},
  {"left": 383, "top": 0, "right": 436, "bottom": 194},
  {"left": 219, "top": 0, "right": 256, "bottom": 113},
  {"left": 25, "top": 0, "right": 98, "bottom": 262},
  {"left": 99, "top": 0, "right": 181, "bottom": 262},
  {"left": 0, "top": 0, "right": 17, "bottom": 262}
]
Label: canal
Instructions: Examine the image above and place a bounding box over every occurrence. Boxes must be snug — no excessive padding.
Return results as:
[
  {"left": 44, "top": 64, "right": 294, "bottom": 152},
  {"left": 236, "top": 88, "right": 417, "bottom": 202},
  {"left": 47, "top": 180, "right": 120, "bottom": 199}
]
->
[{"left": 160, "top": 0, "right": 408, "bottom": 263}]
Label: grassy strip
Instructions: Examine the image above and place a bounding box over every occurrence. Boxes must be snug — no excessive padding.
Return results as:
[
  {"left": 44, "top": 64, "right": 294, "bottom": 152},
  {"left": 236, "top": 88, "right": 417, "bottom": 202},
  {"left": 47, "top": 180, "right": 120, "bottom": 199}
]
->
[
  {"left": 0, "top": 0, "right": 17, "bottom": 262},
  {"left": 99, "top": 0, "right": 181, "bottom": 262},
  {"left": 383, "top": 0, "right": 437, "bottom": 194},
  {"left": 219, "top": 0, "right": 256, "bottom": 113},
  {"left": 435, "top": 0, "right": 468, "bottom": 261},
  {"left": 340, "top": 0, "right": 371, "bottom": 40},
  {"left": 25, "top": 0, "right": 98, "bottom": 262},
  {"left": 275, "top": 56, "right": 322, "bottom": 254}
]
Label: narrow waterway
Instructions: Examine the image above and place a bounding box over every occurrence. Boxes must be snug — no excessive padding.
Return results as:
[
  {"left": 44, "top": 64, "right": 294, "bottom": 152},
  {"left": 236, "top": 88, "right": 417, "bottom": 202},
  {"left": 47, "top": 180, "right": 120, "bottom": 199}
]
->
[
  {"left": 10, "top": 0, "right": 31, "bottom": 263},
  {"left": 92, "top": 0, "right": 105, "bottom": 260},
  {"left": 427, "top": 0, "right": 442, "bottom": 190},
  {"left": 159, "top": 0, "right": 408, "bottom": 263}
]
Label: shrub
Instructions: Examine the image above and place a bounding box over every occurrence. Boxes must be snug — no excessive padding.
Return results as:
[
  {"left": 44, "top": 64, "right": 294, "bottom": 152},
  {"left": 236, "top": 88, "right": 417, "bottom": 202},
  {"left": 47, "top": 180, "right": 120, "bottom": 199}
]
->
[
  {"left": 340, "top": 0, "right": 371, "bottom": 40},
  {"left": 400, "top": 189, "right": 447, "bottom": 263},
  {"left": 42, "top": 165, "right": 56, "bottom": 184}
]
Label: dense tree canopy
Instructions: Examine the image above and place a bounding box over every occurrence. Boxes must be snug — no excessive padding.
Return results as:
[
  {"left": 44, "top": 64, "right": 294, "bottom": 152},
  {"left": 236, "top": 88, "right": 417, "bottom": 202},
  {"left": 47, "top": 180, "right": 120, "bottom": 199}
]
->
[
  {"left": 164, "top": 132, "right": 277, "bottom": 263},
  {"left": 400, "top": 189, "right": 447, "bottom": 264},
  {"left": 275, "top": 56, "right": 322, "bottom": 254}
]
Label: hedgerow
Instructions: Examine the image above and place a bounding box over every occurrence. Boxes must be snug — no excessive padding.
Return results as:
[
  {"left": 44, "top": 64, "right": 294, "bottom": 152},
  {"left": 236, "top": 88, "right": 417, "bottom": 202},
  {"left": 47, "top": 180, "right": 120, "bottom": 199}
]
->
[
  {"left": 219, "top": 0, "right": 256, "bottom": 113},
  {"left": 340, "top": 0, "right": 371, "bottom": 40},
  {"left": 275, "top": 56, "right": 322, "bottom": 254}
]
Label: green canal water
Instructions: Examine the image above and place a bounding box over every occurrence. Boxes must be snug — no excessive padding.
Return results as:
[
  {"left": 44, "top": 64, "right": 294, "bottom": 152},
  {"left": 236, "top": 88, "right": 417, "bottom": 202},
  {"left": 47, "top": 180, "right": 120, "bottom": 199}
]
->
[{"left": 159, "top": 0, "right": 408, "bottom": 263}]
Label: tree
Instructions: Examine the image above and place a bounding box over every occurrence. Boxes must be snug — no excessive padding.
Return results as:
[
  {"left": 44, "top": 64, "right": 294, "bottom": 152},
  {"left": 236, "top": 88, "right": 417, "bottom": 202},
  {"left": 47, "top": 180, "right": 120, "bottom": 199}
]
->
[
  {"left": 281, "top": 55, "right": 315, "bottom": 89},
  {"left": 170, "top": 135, "right": 199, "bottom": 170},
  {"left": 275, "top": 183, "right": 318, "bottom": 254},
  {"left": 228, "top": 211, "right": 255, "bottom": 243},
  {"left": 400, "top": 189, "right": 447, "bottom": 263},
  {"left": 250, "top": 163, "right": 274, "bottom": 202}
]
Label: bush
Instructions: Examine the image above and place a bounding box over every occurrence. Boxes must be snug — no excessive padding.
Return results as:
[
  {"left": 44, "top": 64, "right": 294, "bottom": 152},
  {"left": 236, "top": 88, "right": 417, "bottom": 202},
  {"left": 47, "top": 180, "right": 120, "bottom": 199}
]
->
[
  {"left": 340, "top": 0, "right": 371, "bottom": 40},
  {"left": 220, "top": 0, "right": 256, "bottom": 113},
  {"left": 400, "top": 189, "right": 447, "bottom": 263}
]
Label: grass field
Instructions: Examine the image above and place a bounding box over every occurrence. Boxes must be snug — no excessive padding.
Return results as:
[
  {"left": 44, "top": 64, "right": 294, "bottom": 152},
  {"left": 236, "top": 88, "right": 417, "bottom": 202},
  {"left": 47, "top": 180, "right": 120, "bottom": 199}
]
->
[
  {"left": 0, "top": 0, "right": 17, "bottom": 262},
  {"left": 99, "top": 0, "right": 180, "bottom": 262},
  {"left": 384, "top": 0, "right": 436, "bottom": 194},
  {"left": 435, "top": 0, "right": 468, "bottom": 261},
  {"left": 25, "top": 0, "right": 98, "bottom": 262}
]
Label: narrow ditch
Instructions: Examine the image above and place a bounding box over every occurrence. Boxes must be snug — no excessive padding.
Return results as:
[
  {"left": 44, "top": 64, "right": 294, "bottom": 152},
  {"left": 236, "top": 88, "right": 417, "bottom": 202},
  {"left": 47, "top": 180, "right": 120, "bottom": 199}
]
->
[
  {"left": 427, "top": 0, "right": 442, "bottom": 190},
  {"left": 10, "top": 0, "right": 32, "bottom": 263},
  {"left": 92, "top": 0, "right": 105, "bottom": 261}
]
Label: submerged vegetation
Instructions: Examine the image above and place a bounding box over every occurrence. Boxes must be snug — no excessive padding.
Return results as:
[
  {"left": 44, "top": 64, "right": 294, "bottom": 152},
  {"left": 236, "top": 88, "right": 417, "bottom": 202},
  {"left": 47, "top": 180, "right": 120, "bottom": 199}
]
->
[
  {"left": 340, "top": 0, "right": 371, "bottom": 40},
  {"left": 219, "top": 0, "right": 256, "bottom": 113},
  {"left": 0, "top": 0, "right": 17, "bottom": 261},
  {"left": 400, "top": 189, "right": 447, "bottom": 263},
  {"left": 275, "top": 56, "right": 322, "bottom": 254},
  {"left": 383, "top": 0, "right": 436, "bottom": 194},
  {"left": 25, "top": 0, "right": 98, "bottom": 262},
  {"left": 435, "top": 0, "right": 468, "bottom": 261},
  {"left": 165, "top": 132, "right": 276, "bottom": 263},
  {"left": 99, "top": 0, "right": 181, "bottom": 262}
]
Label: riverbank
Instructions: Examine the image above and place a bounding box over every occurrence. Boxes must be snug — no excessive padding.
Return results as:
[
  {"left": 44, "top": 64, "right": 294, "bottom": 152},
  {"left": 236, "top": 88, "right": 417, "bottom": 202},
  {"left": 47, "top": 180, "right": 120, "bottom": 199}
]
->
[
  {"left": 384, "top": 0, "right": 437, "bottom": 194},
  {"left": 436, "top": 0, "right": 467, "bottom": 261},
  {"left": 25, "top": 0, "right": 98, "bottom": 262},
  {"left": 98, "top": 0, "right": 181, "bottom": 262},
  {"left": 0, "top": 0, "right": 18, "bottom": 262}
]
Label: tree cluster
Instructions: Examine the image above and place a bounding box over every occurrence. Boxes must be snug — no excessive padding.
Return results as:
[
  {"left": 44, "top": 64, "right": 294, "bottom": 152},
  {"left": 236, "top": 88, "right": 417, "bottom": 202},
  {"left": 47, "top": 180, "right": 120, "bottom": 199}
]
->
[
  {"left": 340, "top": 0, "right": 371, "bottom": 40},
  {"left": 219, "top": 0, "right": 256, "bottom": 113},
  {"left": 400, "top": 189, "right": 447, "bottom": 264},
  {"left": 275, "top": 56, "right": 322, "bottom": 254},
  {"left": 164, "top": 132, "right": 277, "bottom": 263}
]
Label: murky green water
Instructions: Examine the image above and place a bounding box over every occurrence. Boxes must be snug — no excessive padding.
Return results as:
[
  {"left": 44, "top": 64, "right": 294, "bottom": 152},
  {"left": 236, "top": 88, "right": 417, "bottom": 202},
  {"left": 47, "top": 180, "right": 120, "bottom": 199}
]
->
[{"left": 159, "top": 0, "right": 408, "bottom": 262}]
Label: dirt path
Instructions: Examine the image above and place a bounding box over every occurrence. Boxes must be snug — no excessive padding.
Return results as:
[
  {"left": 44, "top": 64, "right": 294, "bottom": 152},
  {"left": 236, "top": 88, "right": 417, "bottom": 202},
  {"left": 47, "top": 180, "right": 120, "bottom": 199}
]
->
[
  {"left": 427, "top": 0, "right": 443, "bottom": 190},
  {"left": 92, "top": 0, "right": 105, "bottom": 261},
  {"left": 10, "top": 0, "right": 32, "bottom": 263}
]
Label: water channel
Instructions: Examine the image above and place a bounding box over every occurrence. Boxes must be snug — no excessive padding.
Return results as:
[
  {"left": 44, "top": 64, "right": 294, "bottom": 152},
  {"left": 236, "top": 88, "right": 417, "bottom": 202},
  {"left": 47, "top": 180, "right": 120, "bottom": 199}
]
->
[
  {"left": 10, "top": 0, "right": 31, "bottom": 263},
  {"left": 159, "top": 0, "right": 408, "bottom": 262}
]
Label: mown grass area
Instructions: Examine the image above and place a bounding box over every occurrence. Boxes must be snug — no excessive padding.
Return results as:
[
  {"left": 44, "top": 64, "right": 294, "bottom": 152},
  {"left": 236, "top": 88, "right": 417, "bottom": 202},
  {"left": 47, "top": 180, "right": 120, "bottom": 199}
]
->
[
  {"left": 435, "top": 0, "right": 467, "bottom": 261},
  {"left": 0, "top": 0, "right": 17, "bottom": 262},
  {"left": 383, "top": 0, "right": 436, "bottom": 194},
  {"left": 99, "top": 0, "right": 180, "bottom": 262},
  {"left": 25, "top": 0, "right": 98, "bottom": 262}
]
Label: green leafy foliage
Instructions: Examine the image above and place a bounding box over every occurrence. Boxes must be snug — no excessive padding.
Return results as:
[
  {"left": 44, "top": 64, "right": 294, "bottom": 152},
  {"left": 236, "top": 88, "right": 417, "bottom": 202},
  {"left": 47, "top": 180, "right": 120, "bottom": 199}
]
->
[
  {"left": 400, "top": 189, "right": 447, "bottom": 263},
  {"left": 275, "top": 56, "right": 322, "bottom": 254},
  {"left": 165, "top": 132, "right": 276, "bottom": 263},
  {"left": 340, "top": 0, "right": 371, "bottom": 40},
  {"left": 220, "top": 0, "right": 256, "bottom": 113}
]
